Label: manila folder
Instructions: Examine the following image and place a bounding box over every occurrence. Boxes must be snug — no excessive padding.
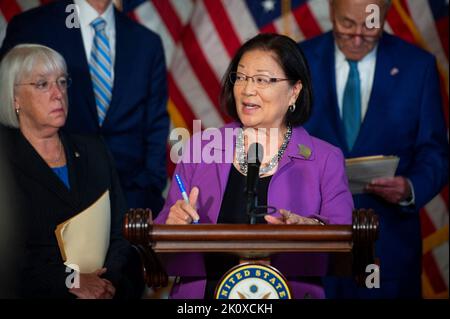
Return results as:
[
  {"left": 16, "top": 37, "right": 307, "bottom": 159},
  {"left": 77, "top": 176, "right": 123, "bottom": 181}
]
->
[{"left": 55, "top": 190, "right": 111, "bottom": 273}]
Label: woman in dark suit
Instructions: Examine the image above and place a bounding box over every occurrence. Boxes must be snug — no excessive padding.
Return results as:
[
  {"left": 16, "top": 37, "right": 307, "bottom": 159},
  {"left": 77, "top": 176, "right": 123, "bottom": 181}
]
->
[{"left": 0, "top": 44, "right": 143, "bottom": 299}]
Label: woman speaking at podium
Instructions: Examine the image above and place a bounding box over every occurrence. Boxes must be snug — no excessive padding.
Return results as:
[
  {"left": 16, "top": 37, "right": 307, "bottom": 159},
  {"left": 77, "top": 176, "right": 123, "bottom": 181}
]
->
[{"left": 155, "top": 34, "right": 353, "bottom": 299}]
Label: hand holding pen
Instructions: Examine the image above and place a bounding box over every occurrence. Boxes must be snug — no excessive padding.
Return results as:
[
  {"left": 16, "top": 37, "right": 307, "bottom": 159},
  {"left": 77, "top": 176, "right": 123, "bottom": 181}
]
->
[{"left": 165, "top": 174, "right": 200, "bottom": 225}]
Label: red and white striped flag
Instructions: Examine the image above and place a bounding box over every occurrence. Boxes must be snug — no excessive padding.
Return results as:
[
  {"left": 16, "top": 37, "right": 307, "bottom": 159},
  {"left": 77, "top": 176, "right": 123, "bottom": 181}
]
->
[{"left": 1, "top": 0, "right": 448, "bottom": 298}]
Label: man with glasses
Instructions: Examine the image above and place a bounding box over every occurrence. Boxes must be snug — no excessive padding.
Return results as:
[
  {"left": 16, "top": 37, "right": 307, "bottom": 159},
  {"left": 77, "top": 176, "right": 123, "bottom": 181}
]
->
[{"left": 299, "top": 0, "right": 448, "bottom": 298}]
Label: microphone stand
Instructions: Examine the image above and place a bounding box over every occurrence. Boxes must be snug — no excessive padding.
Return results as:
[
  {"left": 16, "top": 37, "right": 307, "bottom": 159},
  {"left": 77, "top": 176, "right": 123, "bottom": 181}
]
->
[{"left": 246, "top": 143, "right": 262, "bottom": 224}]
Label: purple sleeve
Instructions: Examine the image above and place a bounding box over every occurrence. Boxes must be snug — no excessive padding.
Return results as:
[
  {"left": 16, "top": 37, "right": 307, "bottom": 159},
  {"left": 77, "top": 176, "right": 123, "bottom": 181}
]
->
[{"left": 314, "top": 147, "right": 353, "bottom": 225}]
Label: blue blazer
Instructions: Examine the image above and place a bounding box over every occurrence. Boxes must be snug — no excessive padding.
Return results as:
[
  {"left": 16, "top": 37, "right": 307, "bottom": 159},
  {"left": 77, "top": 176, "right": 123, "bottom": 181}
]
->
[
  {"left": 300, "top": 32, "right": 448, "bottom": 297},
  {"left": 1, "top": 0, "right": 169, "bottom": 214}
]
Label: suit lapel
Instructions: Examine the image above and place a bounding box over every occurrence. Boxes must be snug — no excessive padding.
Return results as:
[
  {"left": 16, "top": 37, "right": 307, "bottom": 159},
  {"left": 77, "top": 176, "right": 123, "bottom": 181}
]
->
[
  {"left": 275, "top": 126, "right": 315, "bottom": 175},
  {"left": 102, "top": 9, "right": 131, "bottom": 127},
  {"left": 60, "top": 132, "right": 87, "bottom": 209},
  {"left": 58, "top": 1, "right": 98, "bottom": 125},
  {"left": 318, "top": 33, "right": 349, "bottom": 153},
  {"left": 351, "top": 34, "right": 396, "bottom": 156},
  {"left": 8, "top": 130, "right": 78, "bottom": 207}
]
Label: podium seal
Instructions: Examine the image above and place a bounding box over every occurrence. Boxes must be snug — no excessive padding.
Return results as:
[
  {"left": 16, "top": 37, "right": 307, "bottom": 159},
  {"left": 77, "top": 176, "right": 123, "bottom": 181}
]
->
[{"left": 215, "top": 263, "right": 291, "bottom": 299}]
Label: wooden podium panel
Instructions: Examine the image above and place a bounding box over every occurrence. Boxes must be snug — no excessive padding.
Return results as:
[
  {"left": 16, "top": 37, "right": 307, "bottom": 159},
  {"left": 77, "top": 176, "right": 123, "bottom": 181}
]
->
[{"left": 123, "top": 209, "right": 378, "bottom": 288}]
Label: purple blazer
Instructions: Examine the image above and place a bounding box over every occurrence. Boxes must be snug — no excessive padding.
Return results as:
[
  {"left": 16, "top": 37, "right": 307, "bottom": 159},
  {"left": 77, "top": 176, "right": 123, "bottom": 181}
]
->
[{"left": 155, "top": 122, "right": 353, "bottom": 299}]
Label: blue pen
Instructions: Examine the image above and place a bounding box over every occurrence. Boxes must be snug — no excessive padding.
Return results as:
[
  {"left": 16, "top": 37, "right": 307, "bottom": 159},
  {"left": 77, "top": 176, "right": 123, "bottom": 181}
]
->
[{"left": 175, "top": 174, "right": 199, "bottom": 224}]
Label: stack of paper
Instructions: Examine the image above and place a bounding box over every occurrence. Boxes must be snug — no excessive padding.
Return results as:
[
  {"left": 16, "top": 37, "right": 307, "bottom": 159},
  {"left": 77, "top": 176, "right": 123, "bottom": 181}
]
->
[
  {"left": 55, "top": 191, "right": 111, "bottom": 273},
  {"left": 345, "top": 155, "right": 400, "bottom": 194}
]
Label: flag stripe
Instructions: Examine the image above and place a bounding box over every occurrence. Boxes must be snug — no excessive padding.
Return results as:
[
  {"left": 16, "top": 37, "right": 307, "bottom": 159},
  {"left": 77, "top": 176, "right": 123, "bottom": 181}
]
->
[
  {"left": 439, "top": 81, "right": 449, "bottom": 127},
  {"left": 307, "top": 0, "right": 332, "bottom": 32},
  {"left": 401, "top": 0, "right": 449, "bottom": 100},
  {"left": 274, "top": 12, "right": 304, "bottom": 41},
  {"left": 407, "top": 0, "right": 449, "bottom": 74},
  {"left": 180, "top": 25, "right": 227, "bottom": 120},
  {"left": 293, "top": 4, "right": 323, "bottom": 39},
  {"left": 152, "top": 0, "right": 184, "bottom": 43},
  {"left": 423, "top": 225, "right": 449, "bottom": 254},
  {"left": 168, "top": 74, "right": 197, "bottom": 130},
  {"left": 386, "top": 3, "right": 417, "bottom": 44},
  {"left": 134, "top": 0, "right": 176, "bottom": 67},
  {"left": 421, "top": 208, "right": 438, "bottom": 239},
  {"left": 440, "top": 185, "right": 449, "bottom": 207},
  {"left": 167, "top": 98, "right": 189, "bottom": 131},
  {"left": 423, "top": 250, "right": 448, "bottom": 293},
  {"left": 424, "top": 194, "right": 450, "bottom": 230},
  {"left": 222, "top": 0, "right": 259, "bottom": 43},
  {"left": 0, "top": 11, "right": 7, "bottom": 46},
  {"left": 0, "top": 0, "right": 21, "bottom": 21},
  {"left": 203, "top": 0, "right": 241, "bottom": 58},
  {"left": 383, "top": 21, "right": 394, "bottom": 34},
  {"left": 433, "top": 240, "right": 449, "bottom": 290},
  {"left": 16, "top": 0, "right": 40, "bottom": 11},
  {"left": 260, "top": 22, "right": 277, "bottom": 34},
  {"left": 190, "top": 1, "right": 230, "bottom": 81},
  {"left": 435, "top": 17, "right": 449, "bottom": 58},
  {"left": 170, "top": 46, "right": 224, "bottom": 128},
  {"left": 170, "top": 0, "right": 194, "bottom": 27}
]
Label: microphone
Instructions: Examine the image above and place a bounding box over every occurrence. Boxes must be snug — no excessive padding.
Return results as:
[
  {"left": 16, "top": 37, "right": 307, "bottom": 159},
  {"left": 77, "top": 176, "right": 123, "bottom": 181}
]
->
[{"left": 246, "top": 143, "right": 263, "bottom": 224}]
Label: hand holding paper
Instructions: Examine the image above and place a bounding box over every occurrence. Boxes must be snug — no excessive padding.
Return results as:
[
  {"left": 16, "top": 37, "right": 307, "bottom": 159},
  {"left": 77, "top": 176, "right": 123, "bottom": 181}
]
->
[
  {"left": 345, "top": 155, "right": 400, "bottom": 195},
  {"left": 365, "top": 176, "right": 412, "bottom": 204}
]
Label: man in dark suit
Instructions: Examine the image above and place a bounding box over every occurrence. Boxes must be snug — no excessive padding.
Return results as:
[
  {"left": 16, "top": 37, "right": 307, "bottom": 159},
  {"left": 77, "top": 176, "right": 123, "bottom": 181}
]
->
[
  {"left": 1, "top": 0, "right": 169, "bottom": 215},
  {"left": 299, "top": 0, "right": 448, "bottom": 298}
]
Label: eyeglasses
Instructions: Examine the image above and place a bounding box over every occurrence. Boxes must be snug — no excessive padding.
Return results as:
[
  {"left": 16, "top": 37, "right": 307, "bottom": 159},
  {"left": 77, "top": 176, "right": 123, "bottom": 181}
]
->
[
  {"left": 15, "top": 76, "right": 72, "bottom": 92},
  {"left": 230, "top": 72, "right": 290, "bottom": 89},
  {"left": 334, "top": 31, "right": 380, "bottom": 43}
]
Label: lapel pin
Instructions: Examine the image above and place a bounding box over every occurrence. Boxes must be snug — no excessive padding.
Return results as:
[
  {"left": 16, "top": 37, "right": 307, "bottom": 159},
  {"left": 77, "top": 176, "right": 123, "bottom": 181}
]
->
[
  {"left": 74, "top": 152, "right": 80, "bottom": 158},
  {"left": 390, "top": 67, "right": 399, "bottom": 76},
  {"left": 298, "top": 144, "right": 311, "bottom": 159}
]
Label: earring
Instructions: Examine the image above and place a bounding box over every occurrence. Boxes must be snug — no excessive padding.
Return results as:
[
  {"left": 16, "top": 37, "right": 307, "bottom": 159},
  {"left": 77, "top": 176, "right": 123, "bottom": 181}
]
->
[
  {"left": 288, "top": 104, "right": 296, "bottom": 112},
  {"left": 15, "top": 107, "right": 20, "bottom": 115}
]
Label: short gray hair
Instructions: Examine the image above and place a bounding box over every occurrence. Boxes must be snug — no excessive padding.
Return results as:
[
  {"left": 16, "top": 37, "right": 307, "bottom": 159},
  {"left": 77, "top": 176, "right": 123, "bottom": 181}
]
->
[{"left": 0, "top": 44, "right": 67, "bottom": 128}]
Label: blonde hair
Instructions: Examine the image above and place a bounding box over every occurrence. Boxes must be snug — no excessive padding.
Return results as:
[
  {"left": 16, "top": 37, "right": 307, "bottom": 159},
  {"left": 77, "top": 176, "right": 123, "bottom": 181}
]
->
[{"left": 0, "top": 44, "right": 67, "bottom": 128}]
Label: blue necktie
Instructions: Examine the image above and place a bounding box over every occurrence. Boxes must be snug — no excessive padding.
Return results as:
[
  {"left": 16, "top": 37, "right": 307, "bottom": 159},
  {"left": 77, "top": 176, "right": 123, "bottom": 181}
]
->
[
  {"left": 89, "top": 18, "right": 113, "bottom": 126},
  {"left": 342, "top": 60, "right": 361, "bottom": 151}
]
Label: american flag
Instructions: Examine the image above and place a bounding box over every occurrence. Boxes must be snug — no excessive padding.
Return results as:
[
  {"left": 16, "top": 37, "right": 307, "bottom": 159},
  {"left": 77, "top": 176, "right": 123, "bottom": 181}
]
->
[{"left": 0, "top": 0, "right": 448, "bottom": 298}]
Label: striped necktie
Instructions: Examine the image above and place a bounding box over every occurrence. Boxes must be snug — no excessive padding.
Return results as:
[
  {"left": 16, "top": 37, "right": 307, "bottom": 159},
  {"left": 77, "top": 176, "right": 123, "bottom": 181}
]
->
[
  {"left": 342, "top": 60, "right": 361, "bottom": 151},
  {"left": 89, "top": 17, "right": 113, "bottom": 126}
]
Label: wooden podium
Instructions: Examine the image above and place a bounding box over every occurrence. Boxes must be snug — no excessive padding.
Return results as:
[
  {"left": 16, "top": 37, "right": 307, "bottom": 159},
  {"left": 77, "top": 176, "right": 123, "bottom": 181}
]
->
[{"left": 123, "top": 209, "right": 378, "bottom": 290}]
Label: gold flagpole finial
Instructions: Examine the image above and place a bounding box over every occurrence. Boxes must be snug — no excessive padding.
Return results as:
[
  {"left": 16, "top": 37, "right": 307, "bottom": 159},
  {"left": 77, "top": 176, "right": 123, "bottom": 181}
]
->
[{"left": 281, "top": 0, "right": 292, "bottom": 38}]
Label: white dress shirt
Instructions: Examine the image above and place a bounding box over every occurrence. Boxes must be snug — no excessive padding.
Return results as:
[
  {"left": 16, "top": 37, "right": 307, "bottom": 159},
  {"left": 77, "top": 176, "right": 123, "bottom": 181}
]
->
[
  {"left": 74, "top": 0, "right": 116, "bottom": 80},
  {"left": 334, "top": 44, "right": 415, "bottom": 205},
  {"left": 334, "top": 44, "right": 377, "bottom": 121}
]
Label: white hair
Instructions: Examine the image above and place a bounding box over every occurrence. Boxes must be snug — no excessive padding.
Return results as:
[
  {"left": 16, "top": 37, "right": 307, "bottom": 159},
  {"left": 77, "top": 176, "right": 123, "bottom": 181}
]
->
[{"left": 0, "top": 44, "right": 67, "bottom": 128}]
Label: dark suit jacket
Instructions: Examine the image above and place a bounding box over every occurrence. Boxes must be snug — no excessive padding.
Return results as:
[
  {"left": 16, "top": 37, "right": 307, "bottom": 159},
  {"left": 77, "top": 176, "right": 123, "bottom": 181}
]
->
[
  {"left": 300, "top": 32, "right": 448, "bottom": 297},
  {"left": 0, "top": 0, "right": 169, "bottom": 214},
  {"left": 2, "top": 127, "right": 143, "bottom": 299}
]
